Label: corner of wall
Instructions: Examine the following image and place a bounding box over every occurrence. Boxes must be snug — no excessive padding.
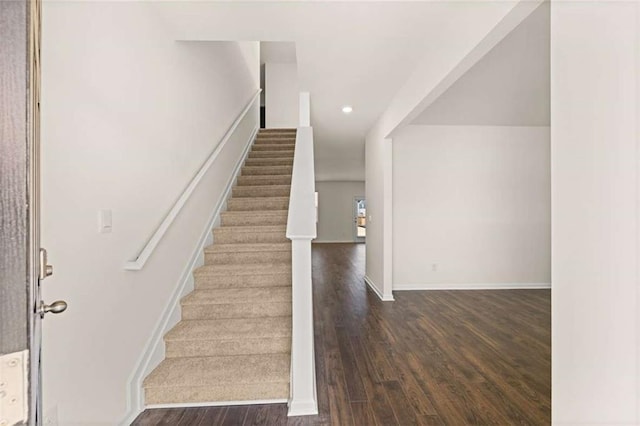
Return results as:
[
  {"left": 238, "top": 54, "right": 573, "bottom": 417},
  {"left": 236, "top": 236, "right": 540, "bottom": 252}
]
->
[{"left": 364, "top": 275, "right": 394, "bottom": 302}]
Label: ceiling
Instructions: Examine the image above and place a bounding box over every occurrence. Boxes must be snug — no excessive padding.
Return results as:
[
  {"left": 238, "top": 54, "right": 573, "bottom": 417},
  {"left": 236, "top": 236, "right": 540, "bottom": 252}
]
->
[
  {"left": 412, "top": 2, "right": 550, "bottom": 127},
  {"left": 152, "top": 1, "right": 524, "bottom": 180}
]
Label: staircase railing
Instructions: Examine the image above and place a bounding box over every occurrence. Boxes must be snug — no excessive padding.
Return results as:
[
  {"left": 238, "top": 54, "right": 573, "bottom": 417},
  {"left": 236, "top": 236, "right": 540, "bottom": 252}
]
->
[
  {"left": 124, "top": 90, "right": 261, "bottom": 271},
  {"left": 286, "top": 92, "right": 318, "bottom": 416}
]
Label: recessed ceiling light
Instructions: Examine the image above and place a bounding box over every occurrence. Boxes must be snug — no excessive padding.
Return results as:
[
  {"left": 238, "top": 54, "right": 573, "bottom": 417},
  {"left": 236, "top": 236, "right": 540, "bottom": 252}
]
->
[{"left": 342, "top": 105, "right": 353, "bottom": 114}]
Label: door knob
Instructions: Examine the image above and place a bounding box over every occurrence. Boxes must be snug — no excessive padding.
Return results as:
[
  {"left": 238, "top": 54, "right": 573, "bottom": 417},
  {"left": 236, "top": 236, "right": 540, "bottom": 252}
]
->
[{"left": 39, "top": 300, "right": 67, "bottom": 318}]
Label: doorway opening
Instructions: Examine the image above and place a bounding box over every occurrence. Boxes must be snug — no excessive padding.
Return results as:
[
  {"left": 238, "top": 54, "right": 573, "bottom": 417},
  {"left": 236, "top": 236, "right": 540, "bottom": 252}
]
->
[{"left": 354, "top": 197, "right": 366, "bottom": 243}]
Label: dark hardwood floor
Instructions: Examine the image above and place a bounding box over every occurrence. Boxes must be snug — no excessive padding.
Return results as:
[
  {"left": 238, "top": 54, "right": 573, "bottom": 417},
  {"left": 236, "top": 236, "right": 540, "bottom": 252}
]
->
[{"left": 132, "top": 243, "right": 551, "bottom": 425}]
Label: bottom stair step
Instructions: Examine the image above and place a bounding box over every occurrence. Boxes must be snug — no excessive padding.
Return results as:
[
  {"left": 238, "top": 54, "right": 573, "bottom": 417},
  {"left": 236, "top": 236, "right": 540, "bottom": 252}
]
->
[{"left": 144, "top": 354, "right": 290, "bottom": 405}]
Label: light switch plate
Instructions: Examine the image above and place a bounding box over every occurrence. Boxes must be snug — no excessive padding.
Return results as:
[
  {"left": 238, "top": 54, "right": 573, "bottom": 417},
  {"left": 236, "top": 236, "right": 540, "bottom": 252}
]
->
[{"left": 99, "top": 209, "right": 112, "bottom": 234}]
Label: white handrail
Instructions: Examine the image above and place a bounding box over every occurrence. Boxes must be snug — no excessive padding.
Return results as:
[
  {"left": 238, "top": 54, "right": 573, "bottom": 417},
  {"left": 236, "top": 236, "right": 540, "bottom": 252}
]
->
[
  {"left": 124, "top": 90, "right": 261, "bottom": 271},
  {"left": 286, "top": 127, "right": 316, "bottom": 241}
]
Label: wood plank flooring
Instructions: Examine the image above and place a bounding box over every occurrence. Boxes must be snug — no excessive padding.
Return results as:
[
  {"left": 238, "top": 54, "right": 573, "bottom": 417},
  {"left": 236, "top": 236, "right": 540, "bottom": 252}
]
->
[{"left": 132, "top": 243, "right": 551, "bottom": 425}]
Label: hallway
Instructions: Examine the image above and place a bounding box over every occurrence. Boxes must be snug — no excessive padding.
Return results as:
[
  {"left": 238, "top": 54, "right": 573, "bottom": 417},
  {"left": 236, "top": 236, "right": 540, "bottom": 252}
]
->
[{"left": 133, "top": 243, "right": 551, "bottom": 425}]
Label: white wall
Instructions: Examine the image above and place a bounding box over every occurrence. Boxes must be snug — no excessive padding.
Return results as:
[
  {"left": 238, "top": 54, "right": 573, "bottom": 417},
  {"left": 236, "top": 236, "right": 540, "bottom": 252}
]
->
[
  {"left": 552, "top": 2, "right": 640, "bottom": 423},
  {"left": 363, "top": 1, "right": 539, "bottom": 301},
  {"left": 393, "top": 125, "right": 550, "bottom": 289},
  {"left": 265, "top": 62, "right": 299, "bottom": 128},
  {"left": 315, "top": 181, "right": 365, "bottom": 243},
  {"left": 364, "top": 128, "right": 393, "bottom": 300},
  {"left": 413, "top": 3, "right": 549, "bottom": 127},
  {"left": 40, "top": 2, "right": 259, "bottom": 424}
]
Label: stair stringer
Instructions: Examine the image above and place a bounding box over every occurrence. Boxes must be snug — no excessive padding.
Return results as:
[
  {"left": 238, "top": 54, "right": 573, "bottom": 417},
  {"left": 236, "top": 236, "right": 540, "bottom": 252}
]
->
[{"left": 120, "top": 126, "right": 259, "bottom": 426}]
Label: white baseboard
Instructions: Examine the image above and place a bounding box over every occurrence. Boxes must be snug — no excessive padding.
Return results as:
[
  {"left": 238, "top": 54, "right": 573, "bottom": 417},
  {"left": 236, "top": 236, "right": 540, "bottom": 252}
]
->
[
  {"left": 364, "top": 275, "right": 394, "bottom": 301},
  {"left": 393, "top": 282, "right": 551, "bottom": 291},
  {"left": 287, "top": 399, "right": 319, "bottom": 417},
  {"left": 120, "top": 127, "right": 258, "bottom": 426},
  {"left": 146, "top": 399, "right": 287, "bottom": 410},
  {"left": 312, "top": 240, "right": 355, "bottom": 244}
]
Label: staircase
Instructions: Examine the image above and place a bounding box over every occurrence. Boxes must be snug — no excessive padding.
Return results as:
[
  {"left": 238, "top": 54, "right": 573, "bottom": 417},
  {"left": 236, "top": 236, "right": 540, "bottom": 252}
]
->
[{"left": 143, "top": 128, "right": 297, "bottom": 406}]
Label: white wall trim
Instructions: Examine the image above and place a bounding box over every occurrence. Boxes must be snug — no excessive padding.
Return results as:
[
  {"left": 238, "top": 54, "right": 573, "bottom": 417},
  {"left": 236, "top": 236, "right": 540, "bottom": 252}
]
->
[
  {"left": 288, "top": 399, "right": 320, "bottom": 417},
  {"left": 315, "top": 178, "right": 366, "bottom": 183},
  {"left": 312, "top": 240, "right": 357, "bottom": 244},
  {"left": 636, "top": 1, "right": 640, "bottom": 419},
  {"left": 382, "top": 138, "right": 393, "bottom": 300},
  {"left": 120, "top": 126, "right": 258, "bottom": 426},
  {"left": 364, "top": 275, "right": 395, "bottom": 301},
  {"left": 124, "top": 90, "right": 261, "bottom": 271},
  {"left": 146, "top": 399, "right": 287, "bottom": 410},
  {"left": 394, "top": 282, "right": 551, "bottom": 291}
]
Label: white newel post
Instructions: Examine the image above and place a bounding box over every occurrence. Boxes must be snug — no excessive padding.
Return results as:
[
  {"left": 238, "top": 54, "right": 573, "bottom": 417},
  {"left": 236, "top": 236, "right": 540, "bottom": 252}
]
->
[
  {"left": 287, "top": 96, "right": 318, "bottom": 416},
  {"left": 288, "top": 238, "right": 317, "bottom": 415}
]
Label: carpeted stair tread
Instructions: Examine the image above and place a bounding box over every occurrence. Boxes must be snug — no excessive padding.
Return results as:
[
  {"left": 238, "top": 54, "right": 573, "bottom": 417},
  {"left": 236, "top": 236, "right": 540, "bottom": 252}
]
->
[
  {"left": 181, "top": 286, "right": 291, "bottom": 316},
  {"left": 194, "top": 275, "right": 291, "bottom": 290},
  {"left": 257, "top": 137, "right": 295, "bottom": 140},
  {"left": 232, "top": 185, "right": 291, "bottom": 198},
  {"left": 245, "top": 158, "right": 294, "bottom": 167},
  {"left": 165, "top": 337, "right": 289, "bottom": 358},
  {"left": 204, "top": 247, "right": 290, "bottom": 265},
  {"left": 144, "top": 354, "right": 290, "bottom": 387},
  {"left": 236, "top": 175, "right": 292, "bottom": 186},
  {"left": 181, "top": 287, "right": 291, "bottom": 306},
  {"left": 213, "top": 224, "right": 287, "bottom": 243},
  {"left": 249, "top": 150, "right": 295, "bottom": 158},
  {"left": 182, "top": 301, "right": 290, "bottom": 320},
  {"left": 241, "top": 165, "right": 293, "bottom": 175},
  {"left": 144, "top": 382, "right": 289, "bottom": 405},
  {"left": 165, "top": 317, "right": 291, "bottom": 342},
  {"left": 220, "top": 210, "right": 288, "bottom": 226},
  {"left": 251, "top": 144, "right": 295, "bottom": 151},
  {"left": 215, "top": 224, "right": 287, "bottom": 233},
  {"left": 227, "top": 196, "right": 289, "bottom": 211},
  {"left": 194, "top": 263, "right": 290, "bottom": 277},
  {"left": 254, "top": 138, "right": 296, "bottom": 146},
  {"left": 260, "top": 128, "right": 296, "bottom": 133},
  {"left": 205, "top": 242, "right": 291, "bottom": 254}
]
